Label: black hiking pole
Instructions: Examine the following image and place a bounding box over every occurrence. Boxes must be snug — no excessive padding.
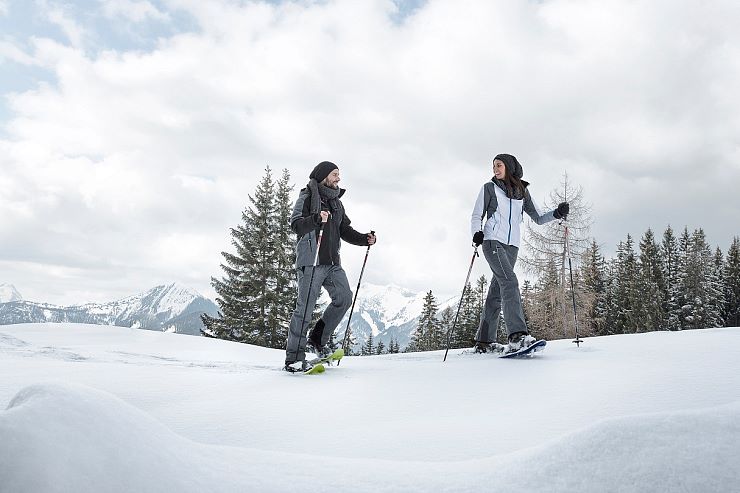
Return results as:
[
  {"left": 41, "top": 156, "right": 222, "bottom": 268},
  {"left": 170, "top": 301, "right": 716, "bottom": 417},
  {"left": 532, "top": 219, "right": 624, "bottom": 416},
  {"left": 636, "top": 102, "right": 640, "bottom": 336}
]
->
[
  {"left": 339, "top": 230, "right": 375, "bottom": 363},
  {"left": 296, "top": 216, "right": 328, "bottom": 363},
  {"left": 443, "top": 245, "right": 480, "bottom": 362},
  {"left": 564, "top": 219, "right": 583, "bottom": 347}
]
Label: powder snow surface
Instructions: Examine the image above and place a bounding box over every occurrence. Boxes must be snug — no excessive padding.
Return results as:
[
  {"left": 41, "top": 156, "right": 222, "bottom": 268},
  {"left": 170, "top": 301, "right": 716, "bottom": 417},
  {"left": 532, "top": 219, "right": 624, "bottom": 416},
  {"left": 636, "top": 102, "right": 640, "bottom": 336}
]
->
[{"left": 1, "top": 323, "right": 739, "bottom": 492}]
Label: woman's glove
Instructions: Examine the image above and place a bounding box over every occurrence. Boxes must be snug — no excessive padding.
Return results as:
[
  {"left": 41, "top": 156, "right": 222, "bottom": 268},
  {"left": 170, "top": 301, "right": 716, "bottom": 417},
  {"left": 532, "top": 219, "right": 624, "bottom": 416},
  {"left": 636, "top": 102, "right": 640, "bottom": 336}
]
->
[{"left": 553, "top": 202, "right": 570, "bottom": 220}]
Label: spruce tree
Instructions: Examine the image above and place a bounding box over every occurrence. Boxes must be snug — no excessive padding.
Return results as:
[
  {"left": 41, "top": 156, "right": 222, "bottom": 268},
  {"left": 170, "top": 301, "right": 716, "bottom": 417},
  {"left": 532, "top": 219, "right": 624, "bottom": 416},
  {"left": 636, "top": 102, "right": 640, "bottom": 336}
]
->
[
  {"left": 676, "top": 227, "right": 692, "bottom": 329},
  {"left": 376, "top": 339, "right": 386, "bottom": 355},
  {"left": 202, "top": 167, "right": 278, "bottom": 344},
  {"left": 661, "top": 226, "right": 682, "bottom": 330},
  {"left": 266, "top": 169, "right": 296, "bottom": 348},
  {"left": 472, "top": 275, "right": 488, "bottom": 340},
  {"left": 636, "top": 229, "right": 665, "bottom": 332},
  {"left": 603, "top": 257, "right": 619, "bottom": 334},
  {"left": 438, "top": 306, "right": 457, "bottom": 347},
  {"left": 454, "top": 281, "right": 483, "bottom": 348},
  {"left": 680, "top": 229, "right": 720, "bottom": 329},
  {"left": 725, "top": 237, "right": 740, "bottom": 327},
  {"left": 709, "top": 247, "right": 726, "bottom": 328},
  {"left": 388, "top": 336, "right": 400, "bottom": 354},
  {"left": 362, "top": 332, "right": 375, "bottom": 356},
  {"left": 409, "top": 290, "right": 440, "bottom": 352},
  {"left": 580, "top": 239, "right": 608, "bottom": 336},
  {"left": 612, "top": 235, "right": 639, "bottom": 333}
]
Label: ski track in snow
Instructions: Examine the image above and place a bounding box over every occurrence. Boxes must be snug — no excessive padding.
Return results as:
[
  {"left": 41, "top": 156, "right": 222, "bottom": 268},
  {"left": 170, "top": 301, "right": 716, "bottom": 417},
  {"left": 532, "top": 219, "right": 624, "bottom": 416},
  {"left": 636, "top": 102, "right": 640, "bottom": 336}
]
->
[{"left": 0, "top": 330, "right": 277, "bottom": 372}]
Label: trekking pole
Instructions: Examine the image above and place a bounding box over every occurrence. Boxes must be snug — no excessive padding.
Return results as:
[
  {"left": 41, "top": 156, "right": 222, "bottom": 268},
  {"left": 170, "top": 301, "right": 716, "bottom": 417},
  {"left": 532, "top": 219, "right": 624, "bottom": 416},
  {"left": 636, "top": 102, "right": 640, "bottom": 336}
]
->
[
  {"left": 564, "top": 219, "right": 583, "bottom": 347},
  {"left": 443, "top": 245, "right": 480, "bottom": 362},
  {"left": 296, "top": 216, "right": 329, "bottom": 362},
  {"left": 339, "top": 230, "right": 375, "bottom": 363}
]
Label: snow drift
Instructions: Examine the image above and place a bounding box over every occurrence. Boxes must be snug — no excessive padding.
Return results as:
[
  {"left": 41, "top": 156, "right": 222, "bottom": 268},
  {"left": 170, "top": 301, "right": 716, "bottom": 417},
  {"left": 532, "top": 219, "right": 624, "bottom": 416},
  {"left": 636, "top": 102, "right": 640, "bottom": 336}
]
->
[{"left": 2, "top": 382, "right": 738, "bottom": 492}]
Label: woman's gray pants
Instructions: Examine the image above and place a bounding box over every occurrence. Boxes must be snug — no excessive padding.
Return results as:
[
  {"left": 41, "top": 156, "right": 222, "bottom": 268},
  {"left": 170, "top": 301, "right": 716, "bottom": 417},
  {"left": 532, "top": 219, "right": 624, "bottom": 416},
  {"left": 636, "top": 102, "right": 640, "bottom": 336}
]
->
[
  {"left": 285, "top": 265, "right": 353, "bottom": 363},
  {"left": 476, "top": 240, "right": 527, "bottom": 343}
]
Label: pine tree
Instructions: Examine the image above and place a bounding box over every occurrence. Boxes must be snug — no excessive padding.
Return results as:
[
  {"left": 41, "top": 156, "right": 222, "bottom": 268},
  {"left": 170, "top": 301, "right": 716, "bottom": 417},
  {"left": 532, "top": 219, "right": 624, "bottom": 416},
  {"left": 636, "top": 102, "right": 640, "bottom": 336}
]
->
[
  {"left": 388, "top": 336, "right": 400, "bottom": 354},
  {"left": 362, "top": 332, "right": 375, "bottom": 356},
  {"left": 680, "top": 229, "right": 720, "bottom": 329},
  {"left": 202, "top": 167, "right": 278, "bottom": 345},
  {"left": 580, "top": 239, "right": 608, "bottom": 336},
  {"left": 438, "top": 306, "right": 456, "bottom": 347},
  {"left": 661, "top": 226, "right": 681, "bottom": 330},
  {"left": 709, "top": 247, "right": 726, "bottom": 328},
  {"left": 603, "top": 257, "right": 619, "bottom": 334},
  {"left": 265, "top": 168, "right": 295, "bottom": 348},
  {"left": 376, "top": 339, "right": 386, "bottom": 355},
  {"left": 472, "top": 275, "right": 488, "bottom": 340},
  {"left": 453, "top": 280, "right": 483, "bottom": 348},
  {"left": 612, "top": 235, "right": 639, "bottom": 333},
  {"left": 409, "top": 290, "right": 440, "bottom": 352},
  {"left": 636, "top": 229, "right": 665, "bottom": 332},
  {"left": 725, "top": 237, "right": 740, "bottom": 327},
  {"left": 676, "top": 227, "right": 692, "bottom": 330}
]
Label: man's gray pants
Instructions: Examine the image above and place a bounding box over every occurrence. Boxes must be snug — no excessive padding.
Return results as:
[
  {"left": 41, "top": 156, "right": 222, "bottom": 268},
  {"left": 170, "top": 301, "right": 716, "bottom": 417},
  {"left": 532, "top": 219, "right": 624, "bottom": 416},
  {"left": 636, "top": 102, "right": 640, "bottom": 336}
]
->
[
  {"left": 285, "top": 265, "right": 353, "bottom": 363},
  {"left": 476, "top": 240, "right": 528, "bottom": 343}
]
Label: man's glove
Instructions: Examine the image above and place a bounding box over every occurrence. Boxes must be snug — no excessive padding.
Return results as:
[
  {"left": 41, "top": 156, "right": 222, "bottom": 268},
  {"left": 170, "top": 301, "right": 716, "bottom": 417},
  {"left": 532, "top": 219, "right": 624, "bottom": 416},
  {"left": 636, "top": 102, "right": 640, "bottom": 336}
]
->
[
  {"left": 472, "top": 231, "right": 484, "bottom": 246},
  {"left": 553, "top": 202, "right": 570, "bottom": 220}
]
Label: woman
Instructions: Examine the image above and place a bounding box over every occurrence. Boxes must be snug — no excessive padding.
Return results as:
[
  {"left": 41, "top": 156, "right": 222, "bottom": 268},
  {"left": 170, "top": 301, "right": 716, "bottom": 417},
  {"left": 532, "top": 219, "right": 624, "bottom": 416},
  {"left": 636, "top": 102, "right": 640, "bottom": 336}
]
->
[{"left": 470, "top": 153, "right": 568, "bottom": 353}]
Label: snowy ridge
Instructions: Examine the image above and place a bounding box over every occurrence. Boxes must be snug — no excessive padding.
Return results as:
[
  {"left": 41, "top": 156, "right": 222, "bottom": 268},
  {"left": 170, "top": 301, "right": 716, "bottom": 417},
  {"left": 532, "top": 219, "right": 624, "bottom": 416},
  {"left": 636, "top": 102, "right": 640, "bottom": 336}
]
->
[
  {"left": 334, "top": 282, "right": 458, "bottom": 349},
  {"left": 0, "top": 283, "right": 218, "bottom": 335},
  {"left": 1, "top": 325, "right": 739, "bottom": 492},
  {"left": 0, "top": 284, "right": 22, "bottom": 303},
  {"left": 2, "top": 383, "right": 738, "bottom": 492},
  {"left": 79, "top": 283, "right": 204, "bottom": 320}
]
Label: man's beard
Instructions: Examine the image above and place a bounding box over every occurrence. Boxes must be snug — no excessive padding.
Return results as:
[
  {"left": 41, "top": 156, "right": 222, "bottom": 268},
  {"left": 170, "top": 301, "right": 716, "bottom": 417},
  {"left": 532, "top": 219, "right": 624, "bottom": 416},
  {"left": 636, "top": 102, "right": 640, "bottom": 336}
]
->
[{"left": 323, "top": 179, "right": 339, "bottom": 189}]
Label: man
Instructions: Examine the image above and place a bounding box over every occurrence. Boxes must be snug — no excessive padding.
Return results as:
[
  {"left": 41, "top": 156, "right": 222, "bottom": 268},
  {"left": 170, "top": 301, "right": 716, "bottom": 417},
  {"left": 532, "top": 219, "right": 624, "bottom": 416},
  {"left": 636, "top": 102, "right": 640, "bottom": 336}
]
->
[{"left": 284, "top": 161, "right": 376, "bottom": 372}]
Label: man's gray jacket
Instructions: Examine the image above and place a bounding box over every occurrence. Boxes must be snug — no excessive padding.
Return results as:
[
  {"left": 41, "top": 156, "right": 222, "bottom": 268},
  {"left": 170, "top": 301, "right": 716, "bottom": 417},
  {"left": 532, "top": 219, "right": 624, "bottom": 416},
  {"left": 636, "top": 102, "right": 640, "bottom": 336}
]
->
[{"left": 291, "top": 187, "right": 368, "bottom": 268}]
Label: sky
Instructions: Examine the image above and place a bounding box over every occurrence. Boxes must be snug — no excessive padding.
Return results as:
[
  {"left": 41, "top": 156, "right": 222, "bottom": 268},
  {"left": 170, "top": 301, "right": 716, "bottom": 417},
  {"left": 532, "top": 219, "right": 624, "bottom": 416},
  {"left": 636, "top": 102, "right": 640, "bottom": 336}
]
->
[{"left": 1, "top": 0, "right": 739, "bottom": 305}]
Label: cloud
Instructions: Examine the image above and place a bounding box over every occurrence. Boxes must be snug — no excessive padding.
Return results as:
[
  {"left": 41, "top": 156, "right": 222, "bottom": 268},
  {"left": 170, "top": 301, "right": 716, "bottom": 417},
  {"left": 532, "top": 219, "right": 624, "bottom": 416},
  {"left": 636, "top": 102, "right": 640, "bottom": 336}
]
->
[
  {"left": 101, "top": 0, "right": 170, "bottom": 23},
  {"left": 1, "top": 0, "right": 739, "bottom": 305},
  {"left": 41, "top": 1, "right": 88, "bottom": 49}
]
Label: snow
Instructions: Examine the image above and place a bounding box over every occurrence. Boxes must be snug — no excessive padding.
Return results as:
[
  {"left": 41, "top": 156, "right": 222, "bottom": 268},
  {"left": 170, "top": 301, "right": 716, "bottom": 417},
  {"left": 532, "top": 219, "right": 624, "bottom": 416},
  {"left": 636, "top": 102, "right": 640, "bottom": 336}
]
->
[
  {"left": 79, "top": 282, "right": 201, "bottom": 318},
  {"left": 0, "top": 283, "right": 22, "bottom": 303},
  {"left": 1, "top": 323, "right": 739, "bottom": 492},
  {"left": 361, "top": 310, "right": 379, "bottom": 337}
]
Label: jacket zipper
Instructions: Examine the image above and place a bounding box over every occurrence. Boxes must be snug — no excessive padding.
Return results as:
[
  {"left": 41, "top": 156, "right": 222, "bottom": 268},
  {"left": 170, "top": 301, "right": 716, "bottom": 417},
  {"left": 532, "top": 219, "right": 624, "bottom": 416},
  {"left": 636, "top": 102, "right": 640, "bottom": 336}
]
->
[{"left": 507, "top": 197, "right": 512, "bottom": 244}]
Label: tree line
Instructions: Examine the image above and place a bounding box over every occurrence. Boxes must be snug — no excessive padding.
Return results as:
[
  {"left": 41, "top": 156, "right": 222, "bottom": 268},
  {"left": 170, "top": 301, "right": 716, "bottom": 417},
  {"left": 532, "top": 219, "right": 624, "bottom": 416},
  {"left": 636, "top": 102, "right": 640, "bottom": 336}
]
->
[
  {"left": 204, "top": 168, "right": 740, "bottom": 353},
  {"left": 405, "top": 175, "right": 740, "bottom": 351}
]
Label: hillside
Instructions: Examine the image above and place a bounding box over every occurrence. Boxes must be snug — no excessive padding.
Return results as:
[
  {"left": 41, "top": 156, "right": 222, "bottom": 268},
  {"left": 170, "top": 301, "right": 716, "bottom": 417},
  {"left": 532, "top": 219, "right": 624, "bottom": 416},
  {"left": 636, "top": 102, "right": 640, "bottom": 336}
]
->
[{"left": 1, "top": 323, "right": 739, "bottom": 491}]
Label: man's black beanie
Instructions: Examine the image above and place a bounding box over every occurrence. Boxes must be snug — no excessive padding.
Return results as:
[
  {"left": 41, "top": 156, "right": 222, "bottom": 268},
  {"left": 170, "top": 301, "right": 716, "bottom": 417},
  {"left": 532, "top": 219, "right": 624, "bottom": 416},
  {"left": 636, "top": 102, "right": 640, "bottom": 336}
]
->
[
  {"left": 494, "top": 153, "right": 523, "bottom": 179},
  {"left": 310, "top": 161, "right": 339, "bottom": 182}
]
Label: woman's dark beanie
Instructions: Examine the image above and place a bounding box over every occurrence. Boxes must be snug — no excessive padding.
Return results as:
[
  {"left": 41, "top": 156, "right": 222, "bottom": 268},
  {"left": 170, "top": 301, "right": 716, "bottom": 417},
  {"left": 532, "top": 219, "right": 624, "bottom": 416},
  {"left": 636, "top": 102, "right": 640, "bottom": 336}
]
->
[
  {"left": 310, "top": 161, "right": 339, "bottom": 182},
  {"left": 494, "top": 153, "right": 523, "bottom": 179}
]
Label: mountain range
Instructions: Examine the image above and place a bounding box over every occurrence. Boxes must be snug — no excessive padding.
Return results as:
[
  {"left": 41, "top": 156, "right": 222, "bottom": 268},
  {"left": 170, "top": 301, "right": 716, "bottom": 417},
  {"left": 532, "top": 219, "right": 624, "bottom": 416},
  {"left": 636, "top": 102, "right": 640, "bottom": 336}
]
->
[
  {"left": 333, "top": 283, "right": 459, "bottom": 351},
  {"left": 0, "top": 282, "right": 461, "bottom": 350},
  {"left": 0, "top": 283, "right": 219, "bottom": 336}
]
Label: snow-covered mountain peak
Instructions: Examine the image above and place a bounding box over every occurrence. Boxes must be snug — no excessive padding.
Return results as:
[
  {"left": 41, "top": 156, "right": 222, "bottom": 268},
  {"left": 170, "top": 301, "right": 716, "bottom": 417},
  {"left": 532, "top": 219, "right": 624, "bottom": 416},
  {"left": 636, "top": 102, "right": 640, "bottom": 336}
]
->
[
  {"left": 1, "top": 283, "right": 219, "bottom": 335},
  {"left": 0, "top": 284, "right": 23, "bottom": 303},
  {"left": 144, "top": 283, "right": 205, "bottom": 314}
]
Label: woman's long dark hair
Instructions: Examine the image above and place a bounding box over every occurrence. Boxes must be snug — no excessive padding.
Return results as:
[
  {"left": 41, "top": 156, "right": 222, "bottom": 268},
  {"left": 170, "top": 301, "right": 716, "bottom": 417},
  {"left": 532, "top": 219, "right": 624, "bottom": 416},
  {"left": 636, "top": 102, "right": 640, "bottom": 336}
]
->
[{"left": 495, "top": 160, "right": 525, "bottom": 199}]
